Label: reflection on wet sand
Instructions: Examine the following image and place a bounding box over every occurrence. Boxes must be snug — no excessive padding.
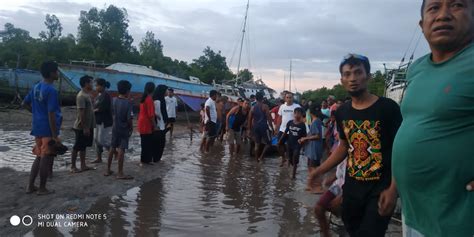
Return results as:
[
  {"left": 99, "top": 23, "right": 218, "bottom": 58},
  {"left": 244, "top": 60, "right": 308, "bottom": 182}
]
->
[{"left": 14, "top": 133, "right": 400, "bottom": 236}]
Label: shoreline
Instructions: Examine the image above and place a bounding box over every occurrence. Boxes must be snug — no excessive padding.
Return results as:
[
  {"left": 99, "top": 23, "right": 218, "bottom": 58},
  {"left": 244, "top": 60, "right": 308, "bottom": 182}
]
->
[{"left": 0, "top": 106, "right": 200, "bottom": 236}]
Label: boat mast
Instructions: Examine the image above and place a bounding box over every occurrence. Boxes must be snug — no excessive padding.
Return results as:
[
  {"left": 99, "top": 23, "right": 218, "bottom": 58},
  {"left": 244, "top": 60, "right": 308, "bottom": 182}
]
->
[
  {"left": 235, "top": 0, "right": 250, "bottom": 87},
  {"left": 289, "top": 59, "right": 292, "bottom": 92}
]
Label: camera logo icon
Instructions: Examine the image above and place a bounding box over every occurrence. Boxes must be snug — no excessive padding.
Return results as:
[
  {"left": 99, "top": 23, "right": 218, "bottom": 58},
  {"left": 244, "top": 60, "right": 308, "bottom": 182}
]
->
[{"left": 10, "top": 215, "right": 33, "bottom": 226}]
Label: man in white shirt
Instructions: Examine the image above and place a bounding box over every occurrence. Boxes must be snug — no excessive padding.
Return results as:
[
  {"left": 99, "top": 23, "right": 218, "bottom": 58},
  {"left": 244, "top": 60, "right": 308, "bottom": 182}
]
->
[
  {"left": 201, "top": 90, "right": 218, "bottom": 153},
  {"left": 165, "top": 88, "right": 178, "bottom": 139},
  {"left": 275, "top": 92, "right": 301, "bottom": 167}
]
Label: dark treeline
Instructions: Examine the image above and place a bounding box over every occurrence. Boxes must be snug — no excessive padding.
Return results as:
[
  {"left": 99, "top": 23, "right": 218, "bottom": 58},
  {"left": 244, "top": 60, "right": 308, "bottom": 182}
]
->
[
  {"left": 0, "top": 5, "right": 255, "bottom": 85},
  {"left": 302, "top": 70, "right": 386, "bottom": 102}
]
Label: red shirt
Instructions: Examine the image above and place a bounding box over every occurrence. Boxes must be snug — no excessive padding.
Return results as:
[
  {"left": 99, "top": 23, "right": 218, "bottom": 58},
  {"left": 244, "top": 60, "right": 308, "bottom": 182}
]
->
[
  {"left": 137, "top": 96, "right": 155, "bottom": 134},
  {"left": 270, "top": 105, "right": 281, "bottom": 127}
]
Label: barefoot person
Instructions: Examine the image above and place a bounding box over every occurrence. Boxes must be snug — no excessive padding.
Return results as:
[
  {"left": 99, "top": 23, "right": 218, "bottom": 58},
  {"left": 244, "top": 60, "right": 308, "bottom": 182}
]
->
[
  {"left": 92, "top": 78, "right": 112, "bottom": 164},
  {"left": 278, "top": 107, "right": 307, "bottom": 179},
  {"left": 226, "top": 98, "right": 250, "bottom": 156},
  {"left": 104, "top": 80, "right": 134, "bottom": 180},
  {"left": 314, "top": 159, "right": 346, "bottom": 237},
  {"left": 23, "top": 61, "right": 62, "bottom": 195},
  {"left": 309, "top": 54, "right": 402, "bottom": 237},
  {"left": 301, "top": 104, "right": 324, "bottom": 193},
  {"left": 165, "top": 88, "right": 177, "bottom": 139},
  {"left": 276, "top": 92, "right": 301, "bottom": 167},
  {"left": 202, "top": 90, "right": 218, "bottom": 152},
  {"left": 248, "top": 92, "right": 273, "bottom": 162},
  {"left": 386, "top": 1, "right": 474, "bottom": 236},
  {"left": 152, "top": 85, "right": 169, "bottom": 163},
  {"left": 71, "top": 75, "right": 96, "bottom": 173}
]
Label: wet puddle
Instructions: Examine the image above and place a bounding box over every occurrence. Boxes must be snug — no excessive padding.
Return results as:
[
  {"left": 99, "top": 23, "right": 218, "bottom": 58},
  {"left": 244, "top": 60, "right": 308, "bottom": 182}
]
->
[{"left": 1, "top": 129, "right": 400, "bottom": 236}]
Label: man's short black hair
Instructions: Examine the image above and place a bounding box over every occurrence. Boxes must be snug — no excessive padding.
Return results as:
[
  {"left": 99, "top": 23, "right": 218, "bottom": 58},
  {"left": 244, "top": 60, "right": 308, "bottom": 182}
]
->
[
  {"left": 79, "top": 75, "right": 93, "bottom": 88},
  {"left": 250, "top": 94, "right": 256, "bottom": 99},
  {"left": 40, "top": 61, "right": 58, "bottom": 79},
  {"left": 256, "top": 92, "right": 264, "bottom": 101},
  {"left": 339, "top": 57, "right": 371, "bottom": 76},
  {"left": 117, "top": 80, "right": 132, "bottom": 95},
  {"left": 309, "top": 104, "right": 324, "bottom": 118},
  {"left": 294, "top": 107, "right": 305, "bottom": 116},
  {"left": 210, "top": 90, "right": 218, "bottom": 97}
]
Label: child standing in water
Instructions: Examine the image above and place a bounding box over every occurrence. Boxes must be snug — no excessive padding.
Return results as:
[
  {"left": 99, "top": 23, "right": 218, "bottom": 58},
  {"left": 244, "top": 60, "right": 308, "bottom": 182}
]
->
[
  {"left": 300, "top": 104, "right": 324, "bottom": 193},
  {"left": 104, "top": 80, "right": 134, "bottom": 180},
  {"left": 278, "top": 107, "right": 307, "bottom": 179}
]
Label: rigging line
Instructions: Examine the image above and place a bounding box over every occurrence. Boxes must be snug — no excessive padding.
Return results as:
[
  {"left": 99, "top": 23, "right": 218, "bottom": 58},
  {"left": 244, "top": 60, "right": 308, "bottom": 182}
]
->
[
  {"left": 228, "top": 4, "right": 248, "bottom": 69},
  {"left": 246, "top": 24, "right": 252, "bottom": 72},
  {"left": 401, "top": 25, "right": 419, "bottom": 65},
  {"left": 246, "top": 12, "right": 253, "bottom": 71},
  {"left": 410, "top": 31, "right": 423, "bottom": 60}
]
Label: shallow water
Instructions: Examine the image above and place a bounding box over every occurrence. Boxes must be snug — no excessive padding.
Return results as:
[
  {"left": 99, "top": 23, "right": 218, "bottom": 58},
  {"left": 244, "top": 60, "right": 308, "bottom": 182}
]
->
[
  {"left": 0, "top": 128, "right": 142, "bottom": 172},
  {"left": 70, "top": 135, "right": 325, "bottom": 236},
  {"left": 1, "top": 129, "right": 400, "bottom": 236}
]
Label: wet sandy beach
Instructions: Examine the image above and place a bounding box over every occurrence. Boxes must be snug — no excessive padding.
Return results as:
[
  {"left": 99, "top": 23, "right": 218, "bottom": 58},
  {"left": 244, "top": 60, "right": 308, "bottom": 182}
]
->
[{"left": 0, "top": 107, "right": 402, "bottom": 236}]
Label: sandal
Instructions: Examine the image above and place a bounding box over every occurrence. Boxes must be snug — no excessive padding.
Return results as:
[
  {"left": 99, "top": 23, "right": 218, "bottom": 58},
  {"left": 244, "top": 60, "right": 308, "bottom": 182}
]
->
[
  {"left": 37, "top": 189, "right": 55, "bottom": 196},
  {"left": 103, "top": 170, "right": 114, "bottom": 176},
  {"left": 26, "top": 185, "right": 39, "bottom": 194},
  {"left": 116, "top": 175, "right": 134, "bottom": 180}
]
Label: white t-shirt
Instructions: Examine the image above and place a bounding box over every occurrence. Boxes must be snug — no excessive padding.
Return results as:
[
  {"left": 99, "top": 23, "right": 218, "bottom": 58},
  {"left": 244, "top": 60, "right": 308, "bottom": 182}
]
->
[
  {"left": 165, "top": 96, "right": 178, "bottom": 118},
  {"left": 204, "top": 98, "right": 217, "bottom": 123},
  {"left": 154, "top": 100, "right": 165, "bottom": 130},
  {"left": 278, "top": 103, "right": 301, "bottom": 132}
]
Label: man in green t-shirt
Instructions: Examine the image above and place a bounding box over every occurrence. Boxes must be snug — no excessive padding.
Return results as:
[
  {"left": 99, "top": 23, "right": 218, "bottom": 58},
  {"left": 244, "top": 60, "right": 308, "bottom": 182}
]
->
[{"left": 378, "top": 1, "right": 474, "bottom": 236}]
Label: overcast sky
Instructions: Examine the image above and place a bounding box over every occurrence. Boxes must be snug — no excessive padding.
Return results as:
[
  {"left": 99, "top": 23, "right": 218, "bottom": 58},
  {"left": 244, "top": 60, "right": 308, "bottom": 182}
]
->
[{"left": 0, "top": 0, "right": 430, "bottom": 92}]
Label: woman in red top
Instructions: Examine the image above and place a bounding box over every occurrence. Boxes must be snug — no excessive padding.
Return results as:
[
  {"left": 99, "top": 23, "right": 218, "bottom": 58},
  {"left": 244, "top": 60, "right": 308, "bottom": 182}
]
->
[{"left": 137, "top": 82, "right": 156, "bottom": 165}]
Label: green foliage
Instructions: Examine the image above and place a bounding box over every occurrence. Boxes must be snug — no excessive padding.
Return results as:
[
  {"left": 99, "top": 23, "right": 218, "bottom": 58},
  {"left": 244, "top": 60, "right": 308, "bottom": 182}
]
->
[
  {"left": 238, "top": 68, "right": 253, "bottom": 82},
  {"left": 302, "top": 70, "right": 386, "bottom": 103},
  {"left": 0, "top": 5, "right": 243, "bottom": 85},
  {"left": 39, "top": 14, "right": 63, "bottom": 41},
  {"left": 190, "top": 46, "right": 234, "bottom": 84}
]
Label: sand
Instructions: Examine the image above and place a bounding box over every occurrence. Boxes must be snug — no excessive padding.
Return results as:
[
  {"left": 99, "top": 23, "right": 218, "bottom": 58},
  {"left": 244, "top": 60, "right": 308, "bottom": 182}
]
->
[{"left": 0, "top": 106, "right": 200, "bottom": 236}]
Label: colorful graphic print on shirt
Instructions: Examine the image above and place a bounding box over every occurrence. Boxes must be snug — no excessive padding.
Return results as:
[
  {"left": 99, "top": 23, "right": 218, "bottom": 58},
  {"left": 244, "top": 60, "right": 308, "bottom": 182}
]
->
[{"left": 342, "top": 120, "right": 382, "bottom": 181}]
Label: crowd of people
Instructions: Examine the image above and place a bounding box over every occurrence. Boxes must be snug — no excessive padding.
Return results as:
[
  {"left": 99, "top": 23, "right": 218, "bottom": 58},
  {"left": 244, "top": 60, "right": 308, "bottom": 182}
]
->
[
  {"left": 22, "top": 0, "right": 473, "bottom": 236},
  {"left": 23, "top": 65, "right": 179, "bottom": 192}
]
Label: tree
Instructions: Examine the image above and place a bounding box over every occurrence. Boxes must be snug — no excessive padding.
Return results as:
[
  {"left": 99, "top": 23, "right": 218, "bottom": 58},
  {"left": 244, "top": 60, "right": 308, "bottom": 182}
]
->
[
  {"left": 98, "top": 5, "right": 134, "bottom": 61},
  {"left": 302, "top": 70, "right": 387, "bottom": 103},
  {"left": 77, "top": 5, "right": 134, "bottom": 62},
  {"left": 139, "top": 31, "right": 164, "bottom": 69},
  {"left": 0, "top": 23, "right": 33, "bottom": 68},
  {"left": 238, "top": 68, "right": 253, "bottom": 82},
  {"left": 190, "top": 46, "right": 234, "bottom": 84},
  {"left": 39, "top": 14, "right": 63, "bottom": 41}
]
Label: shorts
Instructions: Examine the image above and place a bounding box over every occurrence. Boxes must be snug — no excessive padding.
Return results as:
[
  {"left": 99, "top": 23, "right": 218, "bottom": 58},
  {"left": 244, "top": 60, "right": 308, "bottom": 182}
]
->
[
  {"left": 205, "top": 121, "right": 217, "bottom": 138},
  {"left": 307, "top": 158, "right": 320, "bottom": 168},
  {"left": 73, "top": 128, "right": 94, "bottom": 151},
  {"left": 32, "top": 137, "right": 53, "bottom": 157},
  {"left": 111, "top": 131, "right": 130, "bottom": 150},
  {"left": 342, "top": 193, "right": 391, "bottom": 237},
  {"left": 252, "top": 127, "right": 271, "bottom": 145},
  {"left": 277, "top": 131, "right": 287, "bottom": 144},
  {"left": 94, "top": 124, "right": 111, "bottom": 149},
  {"left": 316, "top": 190, "right": 337, "bottom": 209},
  {"left": 287, "top": 147, "right": 301, "bottom": 165},
  {"left": 168, "top": 117, "right": 176, "bottom": 123},
  {"left": 227, "top": 129, "right": 242, "bottom": 145}
]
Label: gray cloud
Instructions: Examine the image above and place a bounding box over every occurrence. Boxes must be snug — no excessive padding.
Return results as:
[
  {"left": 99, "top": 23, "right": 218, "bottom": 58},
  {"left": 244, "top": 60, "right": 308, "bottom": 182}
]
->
[{"left": 0, "top": 0, "right": 430, "bottom": 91}]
